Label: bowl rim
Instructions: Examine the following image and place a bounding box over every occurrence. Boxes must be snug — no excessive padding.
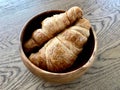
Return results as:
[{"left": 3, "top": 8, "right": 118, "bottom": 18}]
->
[{"left": 20, "top": 10, "right": 97, "bottom": 76}]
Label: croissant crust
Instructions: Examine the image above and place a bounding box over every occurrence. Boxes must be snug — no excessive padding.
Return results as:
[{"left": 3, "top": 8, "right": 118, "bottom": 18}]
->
[{"left": 24, "top": 6, "right": 91, "bottom": 72}]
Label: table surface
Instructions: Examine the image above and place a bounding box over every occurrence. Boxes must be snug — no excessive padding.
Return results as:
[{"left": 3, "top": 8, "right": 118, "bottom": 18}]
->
[{"left": 0, "top": 0, "right": 120, "bottom": 90}]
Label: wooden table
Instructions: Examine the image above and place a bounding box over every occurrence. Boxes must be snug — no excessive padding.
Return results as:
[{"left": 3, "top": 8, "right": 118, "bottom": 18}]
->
[{"left": 0, "top": 0, "right": 120, "bottom": 90}]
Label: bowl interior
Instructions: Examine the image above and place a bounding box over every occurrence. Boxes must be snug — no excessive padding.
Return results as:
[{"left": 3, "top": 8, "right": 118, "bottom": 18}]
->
[{"left": 20, "top": 10, "right": 95, "bottom": 73}]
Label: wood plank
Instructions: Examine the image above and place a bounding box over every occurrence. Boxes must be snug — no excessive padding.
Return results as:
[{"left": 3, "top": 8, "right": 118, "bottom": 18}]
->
[{"left": 0, "top": 0, "right": 120, "bottom": 90}]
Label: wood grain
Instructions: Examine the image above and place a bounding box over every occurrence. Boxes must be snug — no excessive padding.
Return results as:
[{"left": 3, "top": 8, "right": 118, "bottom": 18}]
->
[{"left": 0, "top": 0, "right": 120, "bottom": 90}]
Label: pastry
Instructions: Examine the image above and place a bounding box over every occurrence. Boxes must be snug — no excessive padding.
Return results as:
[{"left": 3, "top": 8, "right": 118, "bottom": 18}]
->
[
  {"left": 24, "top": 6, "right": 91, "bottom": 72},
  {"left": 24, "top": 6, "right": 83, "bottom": 53},
  {"left": 29, "top": 19, "right": 91, "bottom": 72}
]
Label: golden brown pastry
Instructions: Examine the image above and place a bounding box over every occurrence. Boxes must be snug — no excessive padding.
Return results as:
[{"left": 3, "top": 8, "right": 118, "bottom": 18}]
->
[
  {"left": 24, "top": 6, "right": 92, "bottom": 72},
  {"left": 75, "top": 18, "right": 91, "bottom": 30},
  {"left": 29, "top": 38, "right": 77, "bottom": 72},
  {"left": 24, "top": 29, "right": 49, "bottom": 52},
  {"left": 24, "top": 6, "right": 83, "bottom": 53},
  {"left": 42, "top": 6, "right": 83, "bottom": 38},
  {"left": 29, "top": 20, "right": 91, "bottom": 72}
]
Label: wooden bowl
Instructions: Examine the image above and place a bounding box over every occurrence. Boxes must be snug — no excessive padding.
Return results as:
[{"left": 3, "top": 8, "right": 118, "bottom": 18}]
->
[{"left": 20, "top": 10, "right": 97, "bottom": 83}]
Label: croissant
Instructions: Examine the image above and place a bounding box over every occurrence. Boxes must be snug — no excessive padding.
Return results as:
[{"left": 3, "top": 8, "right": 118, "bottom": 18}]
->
[
  {"left": 24, "top": 6, "right": 83, "bottom": 53},
  {"left": 75, "top": 18, "right": 91, "bottom": 30},
  {"left": 29, "top": 19, "right": 91, "bottom": 72},
  {"left": 24, "top": 29, "right": 49, "bottom": 52}
]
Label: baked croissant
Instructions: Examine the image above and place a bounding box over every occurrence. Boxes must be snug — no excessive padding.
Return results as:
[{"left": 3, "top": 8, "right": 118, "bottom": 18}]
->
[
  {"left": 24, "top": 6, "right": 83, "bottom": 53},
  {"left": 29, "top": 18, "right": 91, "bottom": 72},
  {"left": 75, "top": 18, "right": 91, "bottom": 30}
]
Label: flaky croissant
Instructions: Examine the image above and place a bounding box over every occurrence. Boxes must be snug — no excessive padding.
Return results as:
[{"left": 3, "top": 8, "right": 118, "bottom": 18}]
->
[
  {"left": 24, "top": 6, "right": 83, "bottom": 53},
  {"left": 29, "top": 18, "right": 91, "bottom": 72}
]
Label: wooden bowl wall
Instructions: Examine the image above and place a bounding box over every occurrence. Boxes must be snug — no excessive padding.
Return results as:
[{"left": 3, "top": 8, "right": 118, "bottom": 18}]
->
[{"left": 20, "top": 10, "right": 97, "bottom": 83}]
